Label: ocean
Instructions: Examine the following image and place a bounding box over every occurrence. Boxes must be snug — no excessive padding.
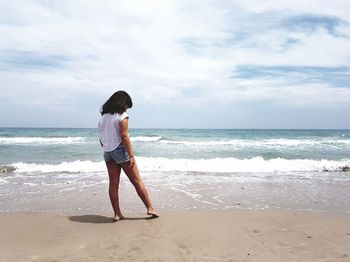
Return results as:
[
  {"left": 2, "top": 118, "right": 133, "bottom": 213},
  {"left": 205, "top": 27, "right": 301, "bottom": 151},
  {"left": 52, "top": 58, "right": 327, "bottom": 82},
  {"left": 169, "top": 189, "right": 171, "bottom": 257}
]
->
[{"left": 0, "top": 128, "right": 349, "bottom": 214}]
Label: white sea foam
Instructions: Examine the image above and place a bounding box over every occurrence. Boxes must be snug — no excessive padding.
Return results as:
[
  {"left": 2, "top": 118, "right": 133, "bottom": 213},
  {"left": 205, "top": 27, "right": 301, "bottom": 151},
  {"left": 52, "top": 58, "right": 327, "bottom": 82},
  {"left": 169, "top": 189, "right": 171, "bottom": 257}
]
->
[
  {"left": 13, "top": 161, "right": 105, "bottom": 173},
  {"left": 11, "top": 157, "right": 350, "bottom": 174},
  {"left": 137, "top": 157, "right": 349, "bottom": 173},
  {"left": 159, "top": 138, "right": 350, "bottom": 147},
  {"left": 0, "top": 137, "right": 86, "bottom": 145},
  {"left": 130, "top": 136, "right": 162, "bottom": 142}
]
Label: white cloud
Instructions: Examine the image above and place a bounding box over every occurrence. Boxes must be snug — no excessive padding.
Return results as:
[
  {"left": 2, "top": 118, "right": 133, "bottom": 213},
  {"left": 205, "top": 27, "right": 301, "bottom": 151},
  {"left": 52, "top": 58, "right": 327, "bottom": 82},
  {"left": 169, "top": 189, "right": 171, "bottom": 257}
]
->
[{"left": 0, "top": 0, "right": 349, "bottom": 127}]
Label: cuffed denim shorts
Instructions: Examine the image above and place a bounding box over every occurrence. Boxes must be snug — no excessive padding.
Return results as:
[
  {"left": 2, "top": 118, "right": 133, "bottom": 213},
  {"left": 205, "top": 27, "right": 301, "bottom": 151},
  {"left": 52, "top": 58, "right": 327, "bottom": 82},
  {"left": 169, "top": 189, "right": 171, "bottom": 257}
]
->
[{"left": 103, "top": 143, "right": 130, "bottom": 164}]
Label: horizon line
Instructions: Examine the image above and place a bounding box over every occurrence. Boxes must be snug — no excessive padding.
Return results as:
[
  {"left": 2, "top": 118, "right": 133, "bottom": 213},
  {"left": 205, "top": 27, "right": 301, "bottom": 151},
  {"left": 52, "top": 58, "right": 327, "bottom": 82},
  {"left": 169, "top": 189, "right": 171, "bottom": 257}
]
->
[{"left": 1, "top": 126, "right": 349, "bottom": 131}]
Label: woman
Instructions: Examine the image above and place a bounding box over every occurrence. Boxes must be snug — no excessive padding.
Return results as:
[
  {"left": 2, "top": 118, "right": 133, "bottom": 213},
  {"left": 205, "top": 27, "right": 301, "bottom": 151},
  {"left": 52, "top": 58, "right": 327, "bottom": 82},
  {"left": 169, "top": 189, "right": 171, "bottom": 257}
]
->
[{"left": 98, "top": 90, "right": 158, "bottom": 221}]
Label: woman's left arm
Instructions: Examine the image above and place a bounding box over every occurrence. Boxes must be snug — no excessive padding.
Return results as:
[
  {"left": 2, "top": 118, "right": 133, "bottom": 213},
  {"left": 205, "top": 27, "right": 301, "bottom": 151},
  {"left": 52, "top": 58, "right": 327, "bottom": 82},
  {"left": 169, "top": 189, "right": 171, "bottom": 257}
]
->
[{"left": 120, "top": 118, "right": 135, "bottom": 168}]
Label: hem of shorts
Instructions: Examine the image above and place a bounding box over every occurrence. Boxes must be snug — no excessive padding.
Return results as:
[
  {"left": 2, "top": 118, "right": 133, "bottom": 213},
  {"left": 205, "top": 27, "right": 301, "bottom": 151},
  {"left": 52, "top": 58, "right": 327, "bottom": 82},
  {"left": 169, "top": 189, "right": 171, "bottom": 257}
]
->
[
  {"left": 104, "top": 157, "right": 130, "bottom": 165},
  {"left": 115, "top": 158, "right": 130, "bottom": 165}
]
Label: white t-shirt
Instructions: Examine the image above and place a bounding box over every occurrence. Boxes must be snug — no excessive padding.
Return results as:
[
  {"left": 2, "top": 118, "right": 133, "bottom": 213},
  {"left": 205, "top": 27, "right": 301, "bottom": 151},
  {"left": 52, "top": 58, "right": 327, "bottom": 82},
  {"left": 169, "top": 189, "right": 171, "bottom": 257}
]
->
[{"left": 98, "top": 112, "right": 129, "bottom": 152}]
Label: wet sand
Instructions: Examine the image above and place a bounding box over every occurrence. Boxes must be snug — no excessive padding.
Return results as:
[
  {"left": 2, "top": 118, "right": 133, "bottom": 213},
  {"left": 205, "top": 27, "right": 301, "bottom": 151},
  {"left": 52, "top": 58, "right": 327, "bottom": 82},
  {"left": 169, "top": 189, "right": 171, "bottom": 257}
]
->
[{"left": 0, "top": 210, "right": 349, "bottom": 261}]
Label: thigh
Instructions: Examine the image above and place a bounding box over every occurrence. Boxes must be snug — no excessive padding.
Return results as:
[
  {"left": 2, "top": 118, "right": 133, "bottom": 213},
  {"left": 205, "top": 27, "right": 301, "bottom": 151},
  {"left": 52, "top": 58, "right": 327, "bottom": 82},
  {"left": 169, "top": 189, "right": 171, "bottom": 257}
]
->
[
  {"left": 106, "top": 161, "right": 122, "bottom": 184},
  {"left": 121, "top": 162, "right": 142, "bottom": 184}
]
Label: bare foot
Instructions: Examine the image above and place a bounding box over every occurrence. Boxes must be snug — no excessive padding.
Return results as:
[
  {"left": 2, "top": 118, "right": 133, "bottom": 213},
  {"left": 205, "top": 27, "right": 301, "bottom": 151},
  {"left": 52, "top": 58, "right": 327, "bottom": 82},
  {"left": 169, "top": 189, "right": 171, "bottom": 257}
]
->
[
  {"left": 113, "top": 214, "right": 124, "bottom": 222},
  {"left": 147, "top": 209, "right": 159, "bottom": 218}
]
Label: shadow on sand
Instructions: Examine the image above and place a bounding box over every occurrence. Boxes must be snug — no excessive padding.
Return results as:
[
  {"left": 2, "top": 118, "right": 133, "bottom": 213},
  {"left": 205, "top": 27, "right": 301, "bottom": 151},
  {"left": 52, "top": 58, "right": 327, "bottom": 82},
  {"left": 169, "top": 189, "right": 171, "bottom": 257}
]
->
[{"left": 68, "top": 215, "right": 156, "bottom": 224}]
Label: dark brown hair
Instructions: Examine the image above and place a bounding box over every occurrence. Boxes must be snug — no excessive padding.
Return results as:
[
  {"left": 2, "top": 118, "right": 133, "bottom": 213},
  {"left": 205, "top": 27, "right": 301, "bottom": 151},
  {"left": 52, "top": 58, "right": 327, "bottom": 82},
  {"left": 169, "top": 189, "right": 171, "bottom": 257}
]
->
[{"left": 100, "top": 90, "right": 133, "bottom": 115}]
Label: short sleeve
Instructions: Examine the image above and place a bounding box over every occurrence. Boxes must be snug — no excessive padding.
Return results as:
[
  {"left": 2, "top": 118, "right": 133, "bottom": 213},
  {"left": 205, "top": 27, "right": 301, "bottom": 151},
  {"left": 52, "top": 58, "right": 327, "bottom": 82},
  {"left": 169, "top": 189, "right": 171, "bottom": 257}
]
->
[{"left": 119, "top": 112, "right": 129, "bottom": 122}]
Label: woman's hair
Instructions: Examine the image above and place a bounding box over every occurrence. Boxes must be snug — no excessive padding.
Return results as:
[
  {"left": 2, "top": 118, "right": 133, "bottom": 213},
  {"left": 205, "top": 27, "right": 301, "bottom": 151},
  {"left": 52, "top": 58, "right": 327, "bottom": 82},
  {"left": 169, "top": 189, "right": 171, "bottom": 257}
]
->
[{"left": 100, "top": 90, "right": 133, "bottom": 115}]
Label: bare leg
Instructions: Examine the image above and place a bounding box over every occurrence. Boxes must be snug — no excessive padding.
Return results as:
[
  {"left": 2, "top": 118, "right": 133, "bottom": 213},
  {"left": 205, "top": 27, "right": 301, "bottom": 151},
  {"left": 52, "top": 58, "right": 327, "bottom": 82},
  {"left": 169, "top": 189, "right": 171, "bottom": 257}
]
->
[
  {"left": 121, "top": 161, "right": 159, "bottom": 217},
  {"left": 105, "top": 161, "right": 124, "bottom": 221}
]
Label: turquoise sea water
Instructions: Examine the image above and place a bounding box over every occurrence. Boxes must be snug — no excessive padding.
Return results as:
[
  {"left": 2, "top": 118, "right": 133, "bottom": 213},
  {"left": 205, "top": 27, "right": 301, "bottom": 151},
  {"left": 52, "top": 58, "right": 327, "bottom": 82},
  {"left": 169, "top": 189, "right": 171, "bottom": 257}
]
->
[
  {"left": 0, "top": 128, "right": 350, "bottom": 213},
  {"left": 1, "top": 128, "right": 350, "bottom": 164}
]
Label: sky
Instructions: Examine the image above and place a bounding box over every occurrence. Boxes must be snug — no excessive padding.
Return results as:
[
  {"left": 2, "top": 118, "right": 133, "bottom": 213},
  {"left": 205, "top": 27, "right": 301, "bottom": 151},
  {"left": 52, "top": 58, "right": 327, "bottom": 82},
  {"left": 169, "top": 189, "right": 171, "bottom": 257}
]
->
[{"left": 0, "top": 0, "right": 350, "bottom": 129}]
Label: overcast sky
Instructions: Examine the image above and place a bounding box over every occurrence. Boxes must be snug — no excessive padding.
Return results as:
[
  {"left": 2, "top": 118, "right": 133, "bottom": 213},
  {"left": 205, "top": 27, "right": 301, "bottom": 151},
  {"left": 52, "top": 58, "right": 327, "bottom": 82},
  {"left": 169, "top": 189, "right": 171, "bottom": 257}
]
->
[{"left": 0, "top": 0, "right": 349, "bottom": 129}]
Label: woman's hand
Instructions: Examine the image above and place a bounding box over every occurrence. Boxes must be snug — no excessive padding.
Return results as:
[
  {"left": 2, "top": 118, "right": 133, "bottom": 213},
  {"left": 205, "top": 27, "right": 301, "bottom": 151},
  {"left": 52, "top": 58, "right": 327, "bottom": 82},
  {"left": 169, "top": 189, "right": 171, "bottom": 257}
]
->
[{"left": 129, "top": 156, "right": 135, "bottom": 168}]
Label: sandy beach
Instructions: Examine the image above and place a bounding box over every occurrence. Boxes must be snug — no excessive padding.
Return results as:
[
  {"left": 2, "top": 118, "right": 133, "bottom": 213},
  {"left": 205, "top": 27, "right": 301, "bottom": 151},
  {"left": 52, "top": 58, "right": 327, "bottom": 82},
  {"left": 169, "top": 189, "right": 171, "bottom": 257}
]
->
[{"left": 1, "top": 210, "right": 349, "bottom": 261}]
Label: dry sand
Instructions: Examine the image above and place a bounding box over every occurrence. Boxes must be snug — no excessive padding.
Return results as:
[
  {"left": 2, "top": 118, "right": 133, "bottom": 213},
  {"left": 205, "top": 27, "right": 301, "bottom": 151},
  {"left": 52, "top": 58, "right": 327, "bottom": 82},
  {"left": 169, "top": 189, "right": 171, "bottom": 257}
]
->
[{"left": 0, "top": 210, "right": 349, "bottom": 261}]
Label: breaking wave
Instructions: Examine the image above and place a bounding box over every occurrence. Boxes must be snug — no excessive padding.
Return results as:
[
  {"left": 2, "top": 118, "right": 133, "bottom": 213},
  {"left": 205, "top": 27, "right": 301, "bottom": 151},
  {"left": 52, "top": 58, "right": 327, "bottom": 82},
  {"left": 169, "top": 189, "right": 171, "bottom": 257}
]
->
[
  {"left": 159, "top": 138, "right": 350, "bottom": 147},
  {"left": 130, "top": 136, "right": 162, "bottom": 142},
  {"left": 0, "top": 137, "right": 86, "bottom": 145},
  {"left": 8, "top": 157, "right": 350, "bottom": 174}
]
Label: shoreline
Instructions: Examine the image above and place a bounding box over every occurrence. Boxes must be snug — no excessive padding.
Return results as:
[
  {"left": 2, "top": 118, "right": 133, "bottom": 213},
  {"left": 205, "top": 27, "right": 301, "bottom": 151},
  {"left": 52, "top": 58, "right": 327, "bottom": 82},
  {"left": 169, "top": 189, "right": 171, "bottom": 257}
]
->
[{"left": 1, "top": 210, "right": 349, "bottom": 261}]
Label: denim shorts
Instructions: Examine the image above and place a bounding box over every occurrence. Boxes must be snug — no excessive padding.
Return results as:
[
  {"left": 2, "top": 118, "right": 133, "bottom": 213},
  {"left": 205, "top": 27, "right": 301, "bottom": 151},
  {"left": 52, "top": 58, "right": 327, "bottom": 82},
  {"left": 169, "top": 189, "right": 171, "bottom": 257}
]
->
[{"left": 103, "top": 143, "right": 130, "bottom": 164}]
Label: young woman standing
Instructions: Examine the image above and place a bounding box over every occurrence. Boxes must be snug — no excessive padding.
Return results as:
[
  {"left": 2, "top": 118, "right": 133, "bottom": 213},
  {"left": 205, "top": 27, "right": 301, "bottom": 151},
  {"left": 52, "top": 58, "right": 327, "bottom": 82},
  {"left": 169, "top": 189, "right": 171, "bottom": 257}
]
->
[{"left": 98, "top": 91, "right": 158, "bottom": 221}]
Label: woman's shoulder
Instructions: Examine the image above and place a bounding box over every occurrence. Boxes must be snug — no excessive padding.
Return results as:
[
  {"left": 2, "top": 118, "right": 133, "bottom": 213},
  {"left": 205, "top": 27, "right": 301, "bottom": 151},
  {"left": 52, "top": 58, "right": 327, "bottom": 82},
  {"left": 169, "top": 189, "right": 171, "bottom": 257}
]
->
[
  {"left": 101, "top": 112, "right": 128, "bottom": 119},
  {"left": 118, "top": 112, "right": 129, "bottom": 122},
  {"left": 120, "top": 111, "right": 129, "bottom": 117}
]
